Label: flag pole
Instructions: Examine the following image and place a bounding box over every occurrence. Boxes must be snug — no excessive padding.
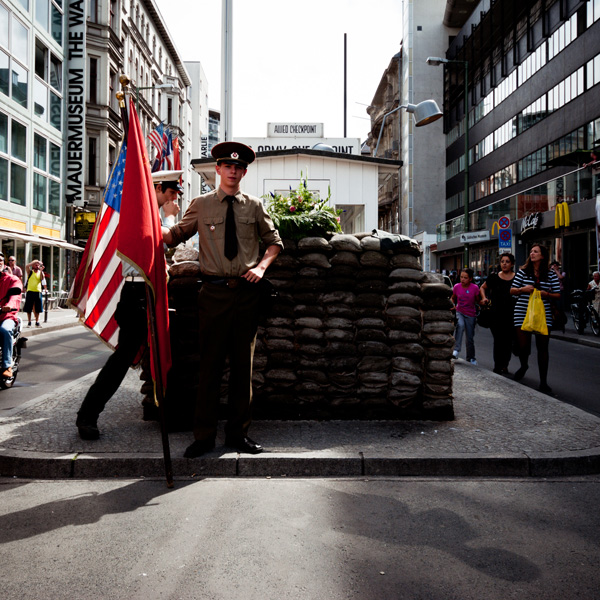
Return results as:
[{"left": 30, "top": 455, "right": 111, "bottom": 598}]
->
[
  {"left": 117, "top": 74, "right": 131, "bottom": 143},
  {"left": 145, "top": 285, "right": 174, "bottom": 488},
  {"left": 117, "top": 76, "right": 174, "bottom": 488}
]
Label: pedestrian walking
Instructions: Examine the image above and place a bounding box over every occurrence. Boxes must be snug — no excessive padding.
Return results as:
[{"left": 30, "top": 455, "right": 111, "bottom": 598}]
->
[
  {"left": 480, "top": 253, "right": 516, "bottom": 374},
  {"left": 510, "top": 244, "right": 560, "bottom": 394},
  {"left": 451, "top": 268, "right": 481, "bottom": 365}
]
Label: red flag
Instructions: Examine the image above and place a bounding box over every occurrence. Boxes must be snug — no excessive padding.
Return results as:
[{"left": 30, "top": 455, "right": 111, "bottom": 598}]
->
[
  {"left": 117, "top": 99, "right": 171, "bottom": 394},
  {"left": 173, "top": 136, "right": 181, "bottom": 170}
]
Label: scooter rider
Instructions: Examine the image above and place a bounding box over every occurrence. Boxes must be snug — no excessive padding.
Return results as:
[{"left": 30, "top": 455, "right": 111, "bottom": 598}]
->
[{"left": 0, "top": 253, "right": 23, "bottom": 378}]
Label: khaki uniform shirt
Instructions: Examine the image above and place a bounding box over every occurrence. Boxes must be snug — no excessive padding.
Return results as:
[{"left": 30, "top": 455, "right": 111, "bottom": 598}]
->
[{"left": 168, "top": 188, "right": 283, "bottom": 277}]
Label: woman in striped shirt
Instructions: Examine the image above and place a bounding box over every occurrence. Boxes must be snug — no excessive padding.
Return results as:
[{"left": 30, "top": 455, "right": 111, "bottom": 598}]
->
[{"left": 510, "top": 244, "right": 560, "bottom": 394}]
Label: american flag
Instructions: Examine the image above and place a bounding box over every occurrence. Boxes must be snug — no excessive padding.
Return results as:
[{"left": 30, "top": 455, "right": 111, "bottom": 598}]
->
[
  {"left": 148, "top": 122, "right": 165, "bottom": 157},
  {"left": 69, "top": 143, "right": 128, "bottom": 349}
]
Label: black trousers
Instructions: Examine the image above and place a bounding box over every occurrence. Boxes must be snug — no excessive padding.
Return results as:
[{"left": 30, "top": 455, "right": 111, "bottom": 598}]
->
[
  {"left": 193, "top": 281, "right": 260, "bottom": 442},
  {"left": 490, "top": 320, "right": 514, "bottom": 371},
  {"left": 78, "top": 282, "right": 147, "bottom": 419}
]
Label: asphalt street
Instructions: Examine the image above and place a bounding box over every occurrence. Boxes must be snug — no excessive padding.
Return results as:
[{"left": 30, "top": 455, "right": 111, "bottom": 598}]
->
[
  {"left": 1, "top": 477, "right": 599, "bottom": 600},
  {"left": 0, "top": 327, "right": 112, "bottom": 413},
  {"left": 457, "top": 325, "right": 600, "bottom": 417}
]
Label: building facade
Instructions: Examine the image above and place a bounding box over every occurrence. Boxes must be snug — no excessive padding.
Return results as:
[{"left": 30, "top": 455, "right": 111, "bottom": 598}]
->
[
  {"left": 367, "top": 0, "right": 455, "bottom": 272},
  {"left": 1, "top": 0, "right": 70, "bottom": 291},
  {"left": 1, "top": 0, "right": 204, "bottom": 292},
  {"left": 435, "top": 0, "right": 600, "bottom": 288}
]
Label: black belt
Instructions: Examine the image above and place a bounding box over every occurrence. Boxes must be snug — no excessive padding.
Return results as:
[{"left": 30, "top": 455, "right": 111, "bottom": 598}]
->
[{"left": 202, "top": 274, "right": 246, "bottom": 289}]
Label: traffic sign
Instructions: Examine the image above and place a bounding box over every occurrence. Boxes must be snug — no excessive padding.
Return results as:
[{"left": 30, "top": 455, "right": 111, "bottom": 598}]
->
[
  {"left": 498, "top": 216, "right": 511, "bottom": 229},
  {"left": 499, "top": 228, "right": 512, "bottom": 249}
]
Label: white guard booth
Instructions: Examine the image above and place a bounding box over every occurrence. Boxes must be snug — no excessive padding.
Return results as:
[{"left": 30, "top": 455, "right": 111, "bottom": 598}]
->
[{"left": 191, "top": 147, "right": 401, "bottom": 235}]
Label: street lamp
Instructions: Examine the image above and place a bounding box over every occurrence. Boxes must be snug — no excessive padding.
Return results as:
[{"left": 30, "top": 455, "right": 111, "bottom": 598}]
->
[
  {"left": 373, "top": 99, "right": 443, "bottom": 157},
  {"left": 427, "top": 56, "right": 469, "bottom": 268},
  {"left": 134, "top": 82, "right": 175, "bottom": 116}
]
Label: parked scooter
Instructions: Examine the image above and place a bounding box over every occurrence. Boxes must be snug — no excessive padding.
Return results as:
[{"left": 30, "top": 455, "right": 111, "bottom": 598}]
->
[{"left": 0, "top": 287, "right": 27, "bottom": 389}]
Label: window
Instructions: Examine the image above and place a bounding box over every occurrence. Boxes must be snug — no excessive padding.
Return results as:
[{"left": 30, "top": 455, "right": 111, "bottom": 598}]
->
[
  {"left": 89, "top": 57, "right": 98, "bottom": 103},
  {"left": 1, "top": 5, "right": 8, "bottom": 48},
  {"left": 36, "top": 0, "right": 49, "bottom": 29},
  {"left": 51, "top": 2, "right": 62, "bottom": 45},
  {"left": 0, "top": 51, "right": 8, "bottom": 96},
  {"left": 87, "top": 137, "right": 97, "bottom": 185},
  {"left": 10, "top": 162, "right": 26, "bottom": 205},
  {"left": 50, "top": 54, "right": 61, "bottom": 91},
  {"left": 1, "top": 10, "right": 29, "bottom": 108},
  {"left": 11, "top": 17, "right": 28, "bottom": 63},
  {"left": 110, "top": 0, "right": 118, "bottom": 31},
  {"left": 34, "top": 133, "right": 46, "bottom": 169},
  {"left": 34, "top": 172, "right": 47, "bottom": 210},
  {"left": 89, "top": 0, "right": 98, "bottom": 23},
  {"left": 32, "top": 134, "right": 62, "bottom": 215},
  {"left": 11, "top": 120, "right": 26, "bottom": 160}
]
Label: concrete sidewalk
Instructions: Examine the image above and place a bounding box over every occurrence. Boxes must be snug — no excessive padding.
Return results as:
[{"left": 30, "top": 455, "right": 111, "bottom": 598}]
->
[{"left": 1, "top": 356, "right": 599, "bottom": 480}]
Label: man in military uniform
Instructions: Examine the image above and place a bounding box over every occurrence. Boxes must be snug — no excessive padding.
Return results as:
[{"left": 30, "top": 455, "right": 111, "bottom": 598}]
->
[
  {"left": 76, "top": 170, "right": 182, "bottom": 440},
  {"left": 162, "top": 141, "right": 283, "bottom": 458}
]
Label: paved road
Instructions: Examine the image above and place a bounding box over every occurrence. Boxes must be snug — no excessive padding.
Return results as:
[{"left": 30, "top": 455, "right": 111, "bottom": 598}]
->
[
  {"left": 0, "top": 327, "right": 111, "bottom": 413},
  {"left": 463, "top": 326, "right": 600, "bottom": 418},
  {"left": 1, "top": 477, "right": 599, "bottom": 599}
]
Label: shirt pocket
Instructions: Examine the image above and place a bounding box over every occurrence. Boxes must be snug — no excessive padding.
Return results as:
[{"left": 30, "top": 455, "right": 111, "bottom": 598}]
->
[
  {"left": 203, "top": 216, "right": 225, "bottom": 239},
  {"left": 237, "top": 216, "right": 256, "bottom": 239}
]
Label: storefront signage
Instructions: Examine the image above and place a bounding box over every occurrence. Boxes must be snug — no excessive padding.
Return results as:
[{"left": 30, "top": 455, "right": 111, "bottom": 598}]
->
[
  {"left": 460, "top": 231, "right": 490, "bottom": 243},
  {"left": 65, "top": 0, "right": 87, "bottom": 207},
  {"left": 268, "top": 123, "right": 324, "bottom": 137},
  {"left": 75, "top": 211, "right": 96, "bottom": 240},
  {"left": 521, "top": 212, "right": 542, "bottom": 234},
  {"left": 238, "top": 137, "right": 361, "bottom": 155}
]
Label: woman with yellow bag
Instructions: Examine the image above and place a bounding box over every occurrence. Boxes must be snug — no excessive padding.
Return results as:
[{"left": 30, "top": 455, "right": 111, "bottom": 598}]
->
[{"left": 510, "top": 244, "right": 561, "bottom": 394}]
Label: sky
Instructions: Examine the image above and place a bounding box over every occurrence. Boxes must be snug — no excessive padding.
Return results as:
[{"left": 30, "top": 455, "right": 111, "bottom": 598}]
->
[{"left": 154, "top": 0, "right": 404, "bottom": 142}]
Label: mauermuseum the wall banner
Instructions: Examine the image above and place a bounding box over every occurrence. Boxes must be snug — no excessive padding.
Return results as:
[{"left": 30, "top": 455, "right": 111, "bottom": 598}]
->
[{"left": 65, "top": 0, "right": 86, "bottom": 207}]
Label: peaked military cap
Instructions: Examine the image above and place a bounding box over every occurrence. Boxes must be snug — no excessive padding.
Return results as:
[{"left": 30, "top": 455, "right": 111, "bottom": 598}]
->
[
  {"left": 152, "top": 169, "right": 184, "bottom": 193},
  {"left": 211, "top": 141, "right": 255, "bottom": 168}
]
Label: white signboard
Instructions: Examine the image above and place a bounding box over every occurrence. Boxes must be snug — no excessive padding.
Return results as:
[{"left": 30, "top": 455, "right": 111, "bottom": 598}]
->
[
  {"left": 238, "top": 137, "right": 361, "bottom": 155},
  {"left": 268, "top": 123, "right": 324, "bottom": 137},
  {"left": 65, "top": 0, "right": 87, "bottom": 207},
  {"left": 460, "top": 231, "right": 490, "bottom": 243}
]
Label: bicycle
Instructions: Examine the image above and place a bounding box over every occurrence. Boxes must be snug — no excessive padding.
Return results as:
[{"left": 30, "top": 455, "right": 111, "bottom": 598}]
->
[{"left": 569, "top": 289, "right": 600, "bottom": 336}]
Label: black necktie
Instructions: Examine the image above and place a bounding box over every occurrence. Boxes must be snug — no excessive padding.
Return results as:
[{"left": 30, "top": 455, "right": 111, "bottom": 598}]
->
[{"left": 224, "top": 195, "right": 238, "bottom": 261}]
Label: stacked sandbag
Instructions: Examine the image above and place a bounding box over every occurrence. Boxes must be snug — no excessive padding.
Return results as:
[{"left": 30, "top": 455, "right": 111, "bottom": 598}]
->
[
  {"left": 420, "top": 272, "right": 455, "bottom": 420},
  {"left": 143, "top": 232, "right": 456, "bottom": 425}
]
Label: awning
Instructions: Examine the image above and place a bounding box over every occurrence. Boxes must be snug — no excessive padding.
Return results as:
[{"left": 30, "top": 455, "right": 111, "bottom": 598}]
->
[{"left": 0, "top": 227, "right": 84, "bottom": 252}]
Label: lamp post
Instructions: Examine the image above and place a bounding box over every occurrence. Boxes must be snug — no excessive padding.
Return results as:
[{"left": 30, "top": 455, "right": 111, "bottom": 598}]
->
[
  {"left": 134, "top": 82, "right": 175, "bottom": 116},
  {"left": 373, "top": 99, "right": 443, "bottom": 157},
  {"left": 427, "top": 57, "right": 469, "bottom": 268}
]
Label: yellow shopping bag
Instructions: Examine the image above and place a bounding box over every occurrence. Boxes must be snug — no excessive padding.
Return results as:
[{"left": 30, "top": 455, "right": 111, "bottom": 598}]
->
[{"left": 521, "top": 289, "right": 548, "bottom": 335}]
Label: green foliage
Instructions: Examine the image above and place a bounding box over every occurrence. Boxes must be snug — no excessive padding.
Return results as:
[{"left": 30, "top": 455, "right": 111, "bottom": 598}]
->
[{"left": 264, "top": 177, "right": 342, "bottom": 240}]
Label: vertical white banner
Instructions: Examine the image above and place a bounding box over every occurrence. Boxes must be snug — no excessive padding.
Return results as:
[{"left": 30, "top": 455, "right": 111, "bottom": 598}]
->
[{"left": 65, "top": 0, "right": 87, "bottom": 207}]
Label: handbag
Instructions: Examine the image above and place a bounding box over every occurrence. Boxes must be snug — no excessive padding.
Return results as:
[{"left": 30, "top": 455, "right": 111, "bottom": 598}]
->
[
  {"left": 476, "top": 302, "right": 493, "bottom": 328},
  {"left": 521, "top": 289, "right": 548, "bottom": 335}
]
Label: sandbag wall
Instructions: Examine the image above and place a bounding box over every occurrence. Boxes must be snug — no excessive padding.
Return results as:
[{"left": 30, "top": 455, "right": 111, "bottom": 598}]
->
[{"left": 148, "top": 233, "right": 455, "bottom": 429}]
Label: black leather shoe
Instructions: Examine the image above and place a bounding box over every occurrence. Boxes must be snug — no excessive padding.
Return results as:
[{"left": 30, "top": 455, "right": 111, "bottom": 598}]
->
[
  {"left": 142, "top": 403, "right": 159, "bottom": 421},
  {"left": 76, "top": 415, "right": 99, "bottom": 440},
  {"left": 225, "top": 436, "right": 263, "bottom": 454},
  {"left": 183, "top": 439, "right": 215, "bottom": 458}
]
